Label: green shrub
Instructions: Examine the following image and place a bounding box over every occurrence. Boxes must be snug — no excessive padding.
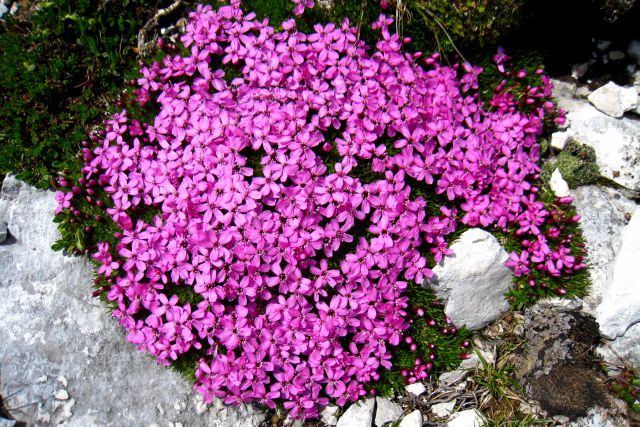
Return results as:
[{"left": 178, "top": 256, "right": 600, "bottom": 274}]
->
[{"left": 0, "top": 0, "right": 166, "bottom": 188}]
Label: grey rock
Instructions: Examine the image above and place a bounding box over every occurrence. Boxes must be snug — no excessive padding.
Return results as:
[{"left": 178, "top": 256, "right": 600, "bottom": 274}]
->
[
  {"left": 439, "top": 348, "right": 493, "bottom": 386},
  {"left": 374, "top": 397, "right": 402, "bottom": 427},
  {"left": 597, "top": 206, "right": 640, "bottom": 338},
  {"left": 572, "top": 62, "right": 590, "bottom": 80},
  {"left": 596, "top": 40, "right": 612, "bottom": 51},
  {"left": 0, "top": 176, "right": 265, "bottom": 427},
  {"left": 0, "top": 419, "right": 16, "bottom": 427},
  {"left": 609, "top": 51, "right": 626, "bottom": 61},
  {"left": 0, "top": 221, "right": 6, "bottom": 243},
  {"left": 551, "top": 79, "right": 577, "bottom": 98},
  {"left": 398, "top": 410, "right": 422, "bottom": 427},
  {"left": 336, "top": 398, "right": 375, "bottom": 427},
  {"left": 557, "top": 95, "right": 640, "bottom": 191},
  {"left": 514, "top": 302, "right": 607, "bottom": 419},
  {"left": 587, "top": 82, "right": 637, "bottom": 118},
  {"left": 426, "top": 228, "right": 512, "bottom": 330}
]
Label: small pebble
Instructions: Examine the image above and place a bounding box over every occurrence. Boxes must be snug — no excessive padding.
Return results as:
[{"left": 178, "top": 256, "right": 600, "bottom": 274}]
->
[
  {"left": 54, "top": 389, "right": 69, "bottom": 400},
  {"left": 405, "top": 382, "right": 426, "bottom": 396}
]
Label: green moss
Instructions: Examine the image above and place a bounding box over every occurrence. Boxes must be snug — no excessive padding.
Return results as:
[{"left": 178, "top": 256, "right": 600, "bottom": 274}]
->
[
  {"left": 367, "top": 282, "right": 472, "bottom": 396},
  {"left": 399, "top": 0, "right": 525, "bottom": 58},
  {"left": 0, "top": 0, "right": 165, "bottom": 189},
  {"left": 555, "top": 139, "right": 600, "bottom": 188}
]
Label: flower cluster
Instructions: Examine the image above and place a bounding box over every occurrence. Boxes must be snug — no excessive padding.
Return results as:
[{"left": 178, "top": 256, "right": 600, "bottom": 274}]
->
[{"left": 56, "top": 0, "right": 583, "bottom": 419}]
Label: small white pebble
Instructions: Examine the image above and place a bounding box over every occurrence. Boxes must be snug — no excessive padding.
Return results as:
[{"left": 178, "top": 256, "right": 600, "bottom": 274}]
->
[
  {"left": 54, "top": 389, "right": 69, "bottom": 400},
  {"left": 405, "top": 382, "right": 426, "bottom": 396}
]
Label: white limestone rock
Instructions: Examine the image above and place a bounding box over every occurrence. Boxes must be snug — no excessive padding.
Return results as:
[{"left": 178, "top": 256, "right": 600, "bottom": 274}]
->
[
  {"left": 551, "top": 131, "right": 570, "bottom": 150},
  {"left": 597, "top": 206, "right": 640, "bottom": 339},
  {"left": 571, "top": 186, "right": 637, "bottom": 314},
  {"left": 0, "top": 176, "right": 265, "bottom": 427},
  {"left": 447, "top": 409, "right": 485, "bottom": 427},
  {"left": 556, "top": 95, "right": 640, "bottom": 191},
  {"left": 405, "top": 382, "right": 426, "bottom": 396},
  {"left": 431, "top": 401, "right": 456, "bottom": 418},
  {"left": 398, "top": 410, "right": 422, "bottom": 427},
  {"left": 550, "top": 168, "right": 570, "bottom": 197},
  {"left": 336, "top": 399, "right": 375, "bottom": 427},
  {"left": 598, "top": 322, "right": 640, "bottom": 369},
  {"left": 587, "top": 82, "right": 637, "bottom": 118},
  {"left": 426, "top": 228, "right": 512, "bottom": 330},
  {"left": 374, "top": 397, "right": 402, "bottom": 427},
  {"left": 321, "top": 405, "right": 340, "bottom": 426}
]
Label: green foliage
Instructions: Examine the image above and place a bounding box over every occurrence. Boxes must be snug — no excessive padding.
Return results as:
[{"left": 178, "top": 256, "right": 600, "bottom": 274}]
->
[
  {"left": 609, "top": 366, "right": 640, "bottom": 413},
  {"left": 494, "top": 183, "right": 590, "bottom": 311},
  {"left": 0, "top": 0, "right": 163, "bottom": 188},
  {"left": 555, "top": 139, "right": 600, "bottom": 188},
  {"left": 473, "top": 350, "right": 520, "bottom": 401},
  {"left": 369, "top": 282, "right": 472, "bottom": 397}
]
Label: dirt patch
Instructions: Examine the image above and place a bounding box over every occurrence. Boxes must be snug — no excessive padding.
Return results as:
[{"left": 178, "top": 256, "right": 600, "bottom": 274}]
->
[
  {"left": 527, "top": 363, "right": 607, "bottom": 418},
  {"left": 514, "top": 302, "right": 610, "bottom": 419}
]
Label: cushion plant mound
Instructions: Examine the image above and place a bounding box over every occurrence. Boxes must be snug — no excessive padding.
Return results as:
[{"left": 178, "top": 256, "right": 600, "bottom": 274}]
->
[{"left": 54, "top": 0, "right": 585, "bottom": 419}]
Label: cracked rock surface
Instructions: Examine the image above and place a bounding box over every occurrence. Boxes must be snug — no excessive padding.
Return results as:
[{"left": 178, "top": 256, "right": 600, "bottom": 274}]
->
[{"left": 0, "top": 176, "right": 265, "bottom": 426}]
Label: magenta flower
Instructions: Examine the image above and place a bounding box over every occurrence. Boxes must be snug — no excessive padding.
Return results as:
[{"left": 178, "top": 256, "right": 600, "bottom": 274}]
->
[{"left": 54, "top": 0, "right": 578, "bottom": 419}]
